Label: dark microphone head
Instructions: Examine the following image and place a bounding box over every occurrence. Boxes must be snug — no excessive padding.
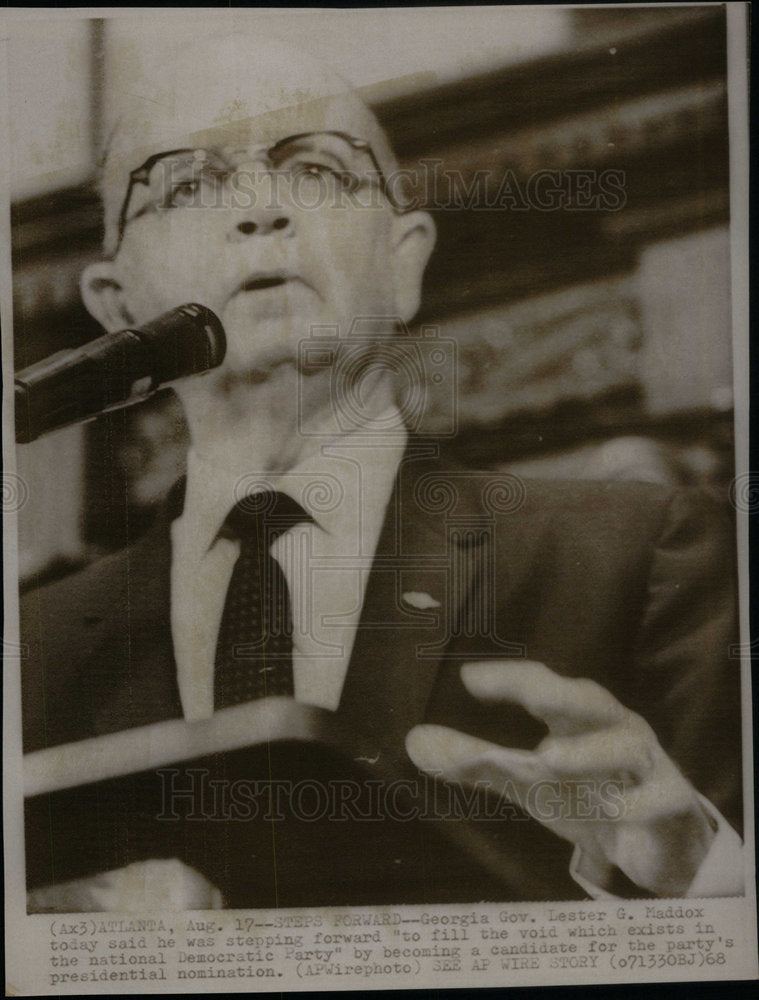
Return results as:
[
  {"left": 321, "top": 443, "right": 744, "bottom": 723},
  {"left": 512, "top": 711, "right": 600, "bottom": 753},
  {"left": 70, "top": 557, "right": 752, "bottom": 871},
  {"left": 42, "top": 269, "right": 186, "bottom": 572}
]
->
[
  {"left": 15, "top": 303, "right": 226, "bottom": 444},
  {"left": 133, "top": 303, "right": 226, "bottom": 382}
]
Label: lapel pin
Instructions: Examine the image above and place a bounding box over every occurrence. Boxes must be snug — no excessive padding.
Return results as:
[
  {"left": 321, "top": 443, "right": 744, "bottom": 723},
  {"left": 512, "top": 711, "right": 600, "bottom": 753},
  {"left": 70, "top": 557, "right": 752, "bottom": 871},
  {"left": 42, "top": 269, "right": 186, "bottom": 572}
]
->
[{"left": 402, "top": 591, "right": 441, "bottom": 610}]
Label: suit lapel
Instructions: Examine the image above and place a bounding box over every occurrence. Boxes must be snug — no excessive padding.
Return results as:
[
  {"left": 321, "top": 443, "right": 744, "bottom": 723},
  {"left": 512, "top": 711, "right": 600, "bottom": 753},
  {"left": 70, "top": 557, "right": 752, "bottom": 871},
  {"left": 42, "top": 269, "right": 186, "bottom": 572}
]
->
[{"left": 337, "top": 442, "right": 486, "bottom": 766}]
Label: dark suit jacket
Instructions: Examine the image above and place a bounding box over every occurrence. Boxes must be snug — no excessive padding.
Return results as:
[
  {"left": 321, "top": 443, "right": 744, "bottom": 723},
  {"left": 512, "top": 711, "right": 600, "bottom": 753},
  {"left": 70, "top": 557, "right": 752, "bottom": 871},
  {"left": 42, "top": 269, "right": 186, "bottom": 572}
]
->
[{"left": 21, "top": 443, "right": 741, "bottom": 903}]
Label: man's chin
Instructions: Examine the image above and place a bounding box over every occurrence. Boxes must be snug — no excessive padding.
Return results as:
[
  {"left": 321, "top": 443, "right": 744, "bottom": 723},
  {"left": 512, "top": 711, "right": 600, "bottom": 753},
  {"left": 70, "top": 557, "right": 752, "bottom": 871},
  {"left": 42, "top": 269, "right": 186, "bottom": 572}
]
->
[
  {"left": 176, "top": 349, "right": 333, "bottom": 401},
  {"left": 214, "top": 352, "right": 299, "bottom": 386}
]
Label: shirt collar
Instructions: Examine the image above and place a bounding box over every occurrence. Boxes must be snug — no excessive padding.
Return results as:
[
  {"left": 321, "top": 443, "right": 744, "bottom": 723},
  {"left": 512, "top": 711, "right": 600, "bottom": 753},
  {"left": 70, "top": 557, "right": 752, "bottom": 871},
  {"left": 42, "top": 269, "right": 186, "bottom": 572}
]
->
[{"left": 175, "top": 406, "right": 407, "bottom": 556}]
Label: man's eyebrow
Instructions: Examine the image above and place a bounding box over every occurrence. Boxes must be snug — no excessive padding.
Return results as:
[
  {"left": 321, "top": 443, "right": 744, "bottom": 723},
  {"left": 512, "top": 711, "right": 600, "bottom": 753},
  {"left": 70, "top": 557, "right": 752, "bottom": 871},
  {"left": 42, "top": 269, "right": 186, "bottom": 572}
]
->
[
  {"left": 273, "top": 138, "right": 351, "bottom": 168},
  {"left": 132, "top": 149, "right": 231, "bottom": 183},
  {"left": 128, "top": 148, "right": 192, "bottom": 184}
]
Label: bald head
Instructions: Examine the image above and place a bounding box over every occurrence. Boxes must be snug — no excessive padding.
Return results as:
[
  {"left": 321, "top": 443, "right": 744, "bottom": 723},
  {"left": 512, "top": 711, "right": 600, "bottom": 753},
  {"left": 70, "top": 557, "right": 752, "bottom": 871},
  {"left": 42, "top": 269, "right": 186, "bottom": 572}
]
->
[{"left": 101, "top": 34, "right": 399, "bottom": 254}]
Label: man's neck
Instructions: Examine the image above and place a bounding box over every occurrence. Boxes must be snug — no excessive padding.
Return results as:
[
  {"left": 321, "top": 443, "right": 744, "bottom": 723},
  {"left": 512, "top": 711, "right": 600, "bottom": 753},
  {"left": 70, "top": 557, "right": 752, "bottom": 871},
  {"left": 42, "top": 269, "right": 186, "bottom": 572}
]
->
[{"left": 174, "top": 365, "right": 399, "bottom": 475}]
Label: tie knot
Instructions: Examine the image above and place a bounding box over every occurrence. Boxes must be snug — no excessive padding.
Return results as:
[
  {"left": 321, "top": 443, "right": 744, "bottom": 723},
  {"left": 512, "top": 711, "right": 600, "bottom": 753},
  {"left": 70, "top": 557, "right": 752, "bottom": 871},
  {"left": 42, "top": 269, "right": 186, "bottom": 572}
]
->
[{"left": 222, "top": 490, "right": 312, "bottom": 543}]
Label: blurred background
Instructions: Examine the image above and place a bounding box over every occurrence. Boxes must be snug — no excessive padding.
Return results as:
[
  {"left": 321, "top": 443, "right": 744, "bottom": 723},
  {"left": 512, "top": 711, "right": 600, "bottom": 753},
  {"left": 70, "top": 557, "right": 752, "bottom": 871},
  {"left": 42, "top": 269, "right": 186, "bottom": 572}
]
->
[{"left": 7, "top": 7, "right": 735, "bottom": 588}]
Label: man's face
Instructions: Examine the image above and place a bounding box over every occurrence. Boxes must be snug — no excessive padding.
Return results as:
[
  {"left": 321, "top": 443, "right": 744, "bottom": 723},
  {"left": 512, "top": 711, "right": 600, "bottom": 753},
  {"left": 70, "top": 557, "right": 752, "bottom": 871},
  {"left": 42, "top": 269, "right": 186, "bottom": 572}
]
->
[
  {"left": 83, "top": 37, "right": 435, "bottom": 400},
  {"left": 110, "top": 134, "right": 405, "bottom": 384}
]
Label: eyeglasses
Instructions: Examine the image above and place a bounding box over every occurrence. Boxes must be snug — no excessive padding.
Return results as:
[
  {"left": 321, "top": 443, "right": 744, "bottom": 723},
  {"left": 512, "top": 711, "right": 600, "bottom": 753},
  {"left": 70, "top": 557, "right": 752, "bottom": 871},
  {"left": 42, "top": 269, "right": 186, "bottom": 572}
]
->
[{"left": 116, "top": 131, "right": 403, "bottom": 245}]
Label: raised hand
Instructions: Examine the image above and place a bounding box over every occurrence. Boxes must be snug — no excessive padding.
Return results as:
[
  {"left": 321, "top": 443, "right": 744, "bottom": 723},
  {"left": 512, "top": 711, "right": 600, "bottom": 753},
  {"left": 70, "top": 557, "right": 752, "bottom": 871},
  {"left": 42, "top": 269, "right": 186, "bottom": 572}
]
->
[{"left": 406, "top": 660, "right": 716, "bottom": 896}]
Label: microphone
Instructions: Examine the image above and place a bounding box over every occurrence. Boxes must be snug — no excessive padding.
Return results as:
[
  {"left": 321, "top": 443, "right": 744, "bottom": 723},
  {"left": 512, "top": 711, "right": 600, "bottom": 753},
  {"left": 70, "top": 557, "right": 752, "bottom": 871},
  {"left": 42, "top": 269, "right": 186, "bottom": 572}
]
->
[{"left": 15, "top": 303, "right": 226, "bottom": 444}]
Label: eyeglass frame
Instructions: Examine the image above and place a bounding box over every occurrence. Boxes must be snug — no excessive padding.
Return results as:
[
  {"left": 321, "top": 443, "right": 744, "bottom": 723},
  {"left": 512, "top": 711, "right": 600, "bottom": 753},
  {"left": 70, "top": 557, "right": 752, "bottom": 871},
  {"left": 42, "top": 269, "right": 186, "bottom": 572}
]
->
[{"left": 115, "top": 130, "right": 407, "bottom": 247}]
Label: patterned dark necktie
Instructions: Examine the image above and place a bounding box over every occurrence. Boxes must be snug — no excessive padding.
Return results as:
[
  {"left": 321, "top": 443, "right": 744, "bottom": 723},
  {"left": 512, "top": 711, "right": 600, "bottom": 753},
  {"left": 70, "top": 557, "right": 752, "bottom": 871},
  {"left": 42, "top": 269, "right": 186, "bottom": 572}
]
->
[{"left": 214, "top": 490, "right": 311, "bottom": 709}]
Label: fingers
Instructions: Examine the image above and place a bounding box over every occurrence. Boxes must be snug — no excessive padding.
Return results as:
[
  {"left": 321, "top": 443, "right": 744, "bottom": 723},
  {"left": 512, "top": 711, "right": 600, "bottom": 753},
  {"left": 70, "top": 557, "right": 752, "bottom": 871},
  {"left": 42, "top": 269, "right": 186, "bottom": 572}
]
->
[
  {"left": 404, "top": 720, "right": 702, "bottom": 865},
  {"left": 461, "top": 660, "right": 627, "bottom": 734},
  {"left": 539, "top": 724, "right": 658, "bottom": 784},
  {"left": 405, "top": 724, "right": 546, "bottom": 792},
  {"left": 406, "top": 725, "right": 550, "bottom": 808},
  {"left": 406, "top": 721, "right": 660, "bottom": 795},
  {"left": 404, "top": 724, "right": 616, "bottom": 848},
  {"left": 457, "top": 662, "right": 687, "bottom": 811}
]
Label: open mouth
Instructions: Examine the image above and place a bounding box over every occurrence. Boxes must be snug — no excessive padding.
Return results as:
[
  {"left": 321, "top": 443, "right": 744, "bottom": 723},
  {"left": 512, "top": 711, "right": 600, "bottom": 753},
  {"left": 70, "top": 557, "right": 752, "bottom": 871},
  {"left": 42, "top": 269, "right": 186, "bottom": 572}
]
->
[{"left": 239, "top": 275, "right": 288, "bottom": 292}]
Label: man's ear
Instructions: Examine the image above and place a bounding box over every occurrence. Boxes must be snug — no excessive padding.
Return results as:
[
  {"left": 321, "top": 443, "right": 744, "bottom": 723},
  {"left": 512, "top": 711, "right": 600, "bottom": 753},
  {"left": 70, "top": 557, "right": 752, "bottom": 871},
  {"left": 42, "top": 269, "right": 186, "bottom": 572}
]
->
[
  {"left": 390, "top": 210, "right": 436, "bottom": 323},
  {"left": 80, "top": 261, "right": 135, "bottom": 333}
]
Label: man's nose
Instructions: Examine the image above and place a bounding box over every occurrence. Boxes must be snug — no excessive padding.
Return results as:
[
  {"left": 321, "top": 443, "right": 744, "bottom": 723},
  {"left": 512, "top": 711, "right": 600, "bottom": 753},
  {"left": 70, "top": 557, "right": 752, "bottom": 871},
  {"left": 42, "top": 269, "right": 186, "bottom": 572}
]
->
[
  {"left": 226, "top": 165, "right": 293, "bottom": 242},
  {"left": 233, "top": 215, "right": 291, "bottom": 238}
]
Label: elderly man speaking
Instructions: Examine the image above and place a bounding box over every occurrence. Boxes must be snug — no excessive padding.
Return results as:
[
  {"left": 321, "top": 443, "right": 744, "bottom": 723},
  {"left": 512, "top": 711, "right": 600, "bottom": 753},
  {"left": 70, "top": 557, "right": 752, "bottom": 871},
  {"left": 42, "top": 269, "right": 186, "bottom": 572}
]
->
[{"left": 21, "top": 33, "right": 742, "bottom": 911}]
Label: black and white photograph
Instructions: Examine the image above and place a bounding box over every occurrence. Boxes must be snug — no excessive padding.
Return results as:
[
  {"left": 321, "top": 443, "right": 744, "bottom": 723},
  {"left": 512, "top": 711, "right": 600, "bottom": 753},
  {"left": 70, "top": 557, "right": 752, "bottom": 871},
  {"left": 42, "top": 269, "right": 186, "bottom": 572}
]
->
[{"left": 2, "top": 5, "right": 756, "bottom": 993}]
